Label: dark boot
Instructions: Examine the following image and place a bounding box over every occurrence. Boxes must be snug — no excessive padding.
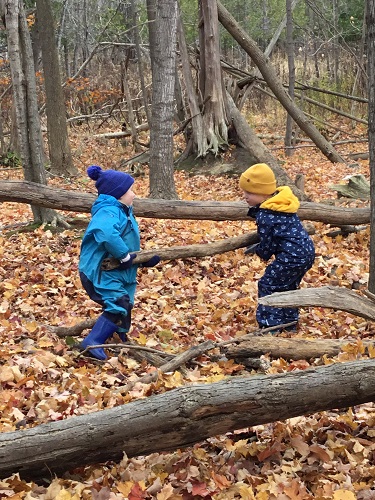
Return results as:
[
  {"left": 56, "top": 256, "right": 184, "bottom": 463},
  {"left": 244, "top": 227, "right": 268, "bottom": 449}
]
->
[
  {"left": 116, "top": 328, "right": 128, "bottom": 342},
  {"left": 79, "top": 314, "right": 118, "bottom": 360}
]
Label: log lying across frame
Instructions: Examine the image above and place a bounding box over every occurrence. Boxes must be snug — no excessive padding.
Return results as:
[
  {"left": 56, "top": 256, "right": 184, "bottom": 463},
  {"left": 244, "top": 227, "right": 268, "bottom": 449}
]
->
[
  {"left": 0, "top": 180, "right": 371, "bottom": 225},
  {"left": 1, "top": 358, "right": 375, "bottom": 481}
]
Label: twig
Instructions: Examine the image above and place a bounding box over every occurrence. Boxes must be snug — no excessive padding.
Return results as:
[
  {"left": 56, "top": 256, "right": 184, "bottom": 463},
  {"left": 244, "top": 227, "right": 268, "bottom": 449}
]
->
[
  {"left": 215, "top": 322, "right": 297, "bottom": 347},
  {"left": 77, "top": 342, "right": 174, "bottom": 358},
  {"left": 362, "top": 289, "right": 375, "bottom": 303},
  {"left": 114, "top": 340, "right": 215, "bottom": 395}
]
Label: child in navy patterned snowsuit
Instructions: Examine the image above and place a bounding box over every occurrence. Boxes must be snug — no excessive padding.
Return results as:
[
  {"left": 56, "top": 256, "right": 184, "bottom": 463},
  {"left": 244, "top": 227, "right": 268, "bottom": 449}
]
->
[{"left": 239, "top": 163, "right": 315, "bottom": 331}]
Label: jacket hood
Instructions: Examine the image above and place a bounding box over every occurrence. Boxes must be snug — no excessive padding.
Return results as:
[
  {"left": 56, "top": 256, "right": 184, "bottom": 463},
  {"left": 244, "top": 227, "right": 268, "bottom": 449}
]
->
[
  {"left": 91, "top": 193, "right": 127, "bottom": 216},
  {"left": 260, "top": 186, "right": 300, "bottom": 213}
]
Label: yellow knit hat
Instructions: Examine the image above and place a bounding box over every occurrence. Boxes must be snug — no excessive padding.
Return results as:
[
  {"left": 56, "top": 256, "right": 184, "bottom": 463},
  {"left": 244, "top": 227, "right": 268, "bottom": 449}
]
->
[{"left": 239, "top": 163, "right": 276, "bottom": 194}]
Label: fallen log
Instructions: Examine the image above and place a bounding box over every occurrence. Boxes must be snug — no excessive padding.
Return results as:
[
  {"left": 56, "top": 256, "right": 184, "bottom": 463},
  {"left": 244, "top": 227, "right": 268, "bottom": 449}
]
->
[
  {"left": 258, "top": 286, "right": 375, "bottom": 321},
  {"left": 1, "top": 358, "right": 375, "bottom": 481},
  {"left": 224, "top": 336, "right": 375, "bottom": 360},
  {"left": 0, "top": 180, "right": 371, "bottom": 225}
]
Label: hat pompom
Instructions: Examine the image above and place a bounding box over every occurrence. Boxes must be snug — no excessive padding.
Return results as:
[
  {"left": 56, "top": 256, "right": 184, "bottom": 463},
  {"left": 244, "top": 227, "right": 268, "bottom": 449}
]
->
[{"left": 87, "top": 165, "right": 102, "bottom": 181}]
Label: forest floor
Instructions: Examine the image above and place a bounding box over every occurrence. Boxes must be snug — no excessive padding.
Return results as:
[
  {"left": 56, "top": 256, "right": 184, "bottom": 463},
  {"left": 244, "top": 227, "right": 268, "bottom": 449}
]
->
[{"left": 1, "top": 119, "right": 375, "bottom": 499}]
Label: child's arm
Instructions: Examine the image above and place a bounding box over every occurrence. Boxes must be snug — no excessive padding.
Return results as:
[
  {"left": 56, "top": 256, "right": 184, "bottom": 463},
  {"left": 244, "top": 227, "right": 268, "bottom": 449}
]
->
[
  {"left": 90, "top": 211, "right": 131, "bottom": 261},
  {"left": 255, "top": 216, "right": 277, "bottom": 261}
]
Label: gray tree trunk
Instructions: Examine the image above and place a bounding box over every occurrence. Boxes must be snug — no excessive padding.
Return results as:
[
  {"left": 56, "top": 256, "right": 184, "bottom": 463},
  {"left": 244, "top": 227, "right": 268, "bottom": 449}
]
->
[
  {"left": 366, "top": 0, "right": 375, "bottom": 293},
  {"left": 147, "top": 0, "right": 178, "bottom": 199},
  {"left": 176, "top": 7, "right": 206, "bottom": 157},
  {"left": 131, "top": 0, "right": 151, "bottom": 125},
  {"left": 36, "top": 0, "right": 77, "bottom": 177},
  {"left": 198, "top": 0, "right": 229, "bottom": 156},
  {"left": 4, "top": 0, "right": 57, "bottom": 223},
  {"left": 284, "top": 0, "right": 295, "bottom": 156},
  {"left": 1, "top": 358, "right": 375, "bottom": 481},
  {"left": 121, "top": 61, "right": 140, "bottom": 152}
]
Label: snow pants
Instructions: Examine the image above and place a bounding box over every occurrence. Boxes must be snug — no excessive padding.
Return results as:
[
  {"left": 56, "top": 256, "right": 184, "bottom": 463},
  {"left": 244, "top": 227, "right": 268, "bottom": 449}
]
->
[{"left": 256, "top": 256, "right": 314, "bottom": 329}]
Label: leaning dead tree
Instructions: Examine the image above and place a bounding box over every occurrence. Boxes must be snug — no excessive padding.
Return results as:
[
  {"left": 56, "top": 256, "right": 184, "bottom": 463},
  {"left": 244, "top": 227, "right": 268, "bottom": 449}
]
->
[
  {"left": 1, "top": 358, "right": 375, "bottom": 481},
  {"left": 0, "top": 180, "right": 371, "bottom": 226},
  {"left": 217, "top": 0, "right": 345, "bottom": 164}
]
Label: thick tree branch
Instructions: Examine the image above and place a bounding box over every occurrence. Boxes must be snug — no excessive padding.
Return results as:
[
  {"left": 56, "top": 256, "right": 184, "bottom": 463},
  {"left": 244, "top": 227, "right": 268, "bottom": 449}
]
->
[{"left": 259, "top": 286, "right": 375, "bottom": 321}]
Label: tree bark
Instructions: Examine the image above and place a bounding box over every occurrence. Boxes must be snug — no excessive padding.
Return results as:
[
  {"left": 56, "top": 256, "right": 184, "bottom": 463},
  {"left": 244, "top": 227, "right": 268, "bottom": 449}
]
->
[
  {"left": 147, "top": 0, "right": 179, "bottom": 199},
  {"left": 177, "top": 8, "right": 206, "bottom": 157},
  {"left": 367, "top": 0, "right": 375, "bottom": 293},
  {"left": 1, "top": 358, "right": 375, "bottom": 481},
  {"left": 217, "top": 0, "right": 345, "bottom": 164},
  {"left": 0, "top": 180, "right": 371, "bottom": 226},
  {"left": 52, "top": 319, "right": 375, "bottom": 363},
  {"left": 224, "top": 336, "right": 375, "bottom": 361},
  {"left": 284, "top": 0, "right": 296, "bottom": 157},
  {"left": 36, "top": 0, "right": 77, "bottom": 177},
  {"left": 4, "top": 0, "right": 63, "bottom": 225},
  {"left": 330, "top": 174, "right": 370, "bottom": 200},
  {"left": 131, "top": 0, "right": 151, "bottom": 125},
  {"left": 259, "top": 286, "right": 375, "bottom": 321},
  {"left": 101, "top": 232, "right": 260, "bottom": 269},
  {"left": 197, "top": 0, "right": 229, "bottom": 156}
]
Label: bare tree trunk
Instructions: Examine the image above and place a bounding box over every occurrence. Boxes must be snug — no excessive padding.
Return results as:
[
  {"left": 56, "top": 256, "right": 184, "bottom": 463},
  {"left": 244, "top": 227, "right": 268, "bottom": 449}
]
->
[
  {"left": 0, "top": 103, "right": 4, "bottom": 156},
  {"left": 367, "top": 0, "right": 375, "bottom": 293},
  {"left": 131, "top": 0, "right": 151, "bottom": 125},
  {"left": 1, "top": 358, "right": 375, "bottom": 481},
  {"left": 121, "top": 61, "right": 140, "bottom": 152},
  {"left": 198, "top": 0, "right": 229, "bottom": 156},
  {"left": 284, "top": 0, "right": 295, "bottom": 157},
  {"left": 217, "top": 0, "right": 345, "bottom": 164},
  {"left": 176, "top": 7, "right": 206, "bottom": 156},
  {"left": 36, "top": 0, "right": 77, "bottom": 177},
  {"left": 4, "top": 0, "right": 57, "bottom": 223},
  {"left": 147, "top": 0, "right": 178, "bottom": 199},
  {"left": 265, "top": 0, "right": 299, "bottom": 59}
]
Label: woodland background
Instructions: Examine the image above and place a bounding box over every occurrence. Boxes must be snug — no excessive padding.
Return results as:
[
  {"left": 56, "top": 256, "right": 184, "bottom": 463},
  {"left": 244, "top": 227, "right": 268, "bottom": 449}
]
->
[{"left": 1, "top": 0, "right": 375, "bottom": 499}]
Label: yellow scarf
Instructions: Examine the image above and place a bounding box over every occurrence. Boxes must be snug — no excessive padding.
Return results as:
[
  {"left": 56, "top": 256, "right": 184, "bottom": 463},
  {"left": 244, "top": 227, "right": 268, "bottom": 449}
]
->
[{"left": 260, "top": 186, "right": 300, "bottom": 213}]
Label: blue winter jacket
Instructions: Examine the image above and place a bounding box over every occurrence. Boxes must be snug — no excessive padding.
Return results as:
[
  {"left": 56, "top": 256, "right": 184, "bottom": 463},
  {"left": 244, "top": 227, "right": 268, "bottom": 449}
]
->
[
  {"left": 79, "top": 194, "right": 140, "bottom": 306},
  {"left": 248, "top": 186, "right": 315, "bottom": 264}
]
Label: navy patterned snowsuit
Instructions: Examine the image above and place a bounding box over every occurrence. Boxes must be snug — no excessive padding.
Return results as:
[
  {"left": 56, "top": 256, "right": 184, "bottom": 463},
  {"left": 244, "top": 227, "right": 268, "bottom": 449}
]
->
[{"left": 247, "top": 186, "right": 315, "bottom": 328}]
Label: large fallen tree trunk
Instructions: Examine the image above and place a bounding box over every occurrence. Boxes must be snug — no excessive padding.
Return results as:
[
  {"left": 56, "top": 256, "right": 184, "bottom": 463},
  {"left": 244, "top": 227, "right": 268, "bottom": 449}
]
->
[
  {"left": 1, "top": 358, "right": 375, "bottom": 481},
  {"left": 0, "top": 180, "right": 371, "bottom": 225},
  {"left": 258, "top": 286, "right": 375, "bottom": 321}
]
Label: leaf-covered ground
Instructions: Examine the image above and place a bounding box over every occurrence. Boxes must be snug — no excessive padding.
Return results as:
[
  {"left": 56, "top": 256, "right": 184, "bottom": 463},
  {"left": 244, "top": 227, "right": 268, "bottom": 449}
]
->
[{"left": 1, "top": 123, "right": 375, "bottom": 499}]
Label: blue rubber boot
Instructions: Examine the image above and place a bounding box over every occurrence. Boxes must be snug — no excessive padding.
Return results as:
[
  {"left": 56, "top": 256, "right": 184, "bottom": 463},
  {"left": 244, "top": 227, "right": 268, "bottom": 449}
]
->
[{"left": 80, "top": 314, "right": 118, "bottom": 360}]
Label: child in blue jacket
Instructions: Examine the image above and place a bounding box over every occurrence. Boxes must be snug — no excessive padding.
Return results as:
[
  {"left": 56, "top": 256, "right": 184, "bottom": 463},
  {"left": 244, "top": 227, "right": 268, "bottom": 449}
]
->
[
  {"left": 239, "top": 163, "right": 315, "bottom": 332},
  {"left": 78, "top": 165, "right": 160, "bottom": 360}
]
